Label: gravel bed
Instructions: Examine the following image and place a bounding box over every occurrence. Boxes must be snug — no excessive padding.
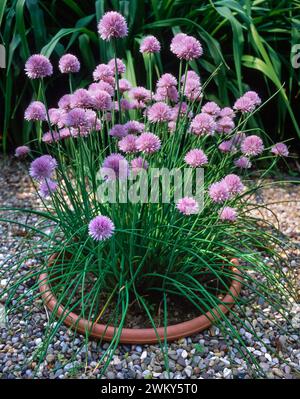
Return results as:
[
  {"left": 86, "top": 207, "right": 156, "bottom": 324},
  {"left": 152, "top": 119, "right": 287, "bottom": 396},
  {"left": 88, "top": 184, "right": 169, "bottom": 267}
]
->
[{"left": 0, "top": 157, "right": 299, "bottom": 379}]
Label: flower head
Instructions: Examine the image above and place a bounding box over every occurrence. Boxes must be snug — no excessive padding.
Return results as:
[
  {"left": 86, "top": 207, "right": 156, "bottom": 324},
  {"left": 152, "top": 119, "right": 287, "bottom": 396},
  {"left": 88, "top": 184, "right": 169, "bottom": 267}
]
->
[
  {"left": 108, "top": 58, "right": 126, "bottom": 75},
  {"left": 124, "top": 120, "right": 145, "bottom": 134},
  {"left": 157, "top": 73, "right": 177, "bottom": 89},
  {"left": 271, "top": 142, "right": 289, "bottom": 157},
  {"left": 216, "top": 116, "right": 235, "bottom": 134},
  {"left": 92, "top": 90, "right": 112, "bottom": 111},
  {"left": 71, "top": 89, "right": 94, "bottom": 108},
  {"left": 154, "top": 87, "right": 179, "bottom": 103},
  {"left": 209, "top": 181, "right": 230, "bottom": 203},
  {"left": 218, "top": 140, "right": 235, "bottom": 153},
  {"left": 109, "top": 124, "right": 127, "bottom": 138},
  {"left": 25, "top": 54, "right": 53, "bottom": 79},
  {"left": 190, "top": 113, "right": 216, "bottom": 135},
  {"left": 171, "top": 33, "right": 203, "bottom": 60},
  {"left": 219, "top": 207, "right": 237, "bottom": 222},
  {"left": 184, "top": 149, "right": 208, "bottom": 167},
  {"left": 129, "top": 87, "right": 151, "bottom": 102},
  {"left": 176, "top": 197, "right": 199, "bottom": 215},
  {"left": 140, "top": 36, "right": 161, "bottom": 53},
  {"left": 59, "top": 54, "right": 80, "bottom": 73},
  {"left": 219, "top": 107, "right": 235, "bottom": 118},
  {"left": 29, "top": 155, "right": 57, "bottom": 180},
  {"left": 244, "top": 91, "right": 261, "bottom": 106},
  {"left": 15, "top": 146, "right": 30, "bottom": 158},
  {"left": 222, "top": 174, "right": 244, "bottom": 196},
  {"left": 234, "top": 156, "right": 252, "bottom": 169},
  {"left": 202, "top": 102, "right": 220, "bottom": 117},
  {"left": 147, "top": 102, "right": 172, "bottom": 123},
  {"left": 88, "top": 215, "right": 115, "bottom": 241},
  {"left": 93, "top": 64, "right": 115, "bottom": 85},
  {"left": 118, "top": 78, "right": 132, "bottom": 93},
  {"left": 24, "top": 101, "right": 46, "bottom": 121},
  {"left": 241, "top": 135, "right": 264, "bottom": 156},
  {"left": 102, "top": 153, "right": 128, "bottom": 180},
  {"left": 48, "top": 108, "right": 66, "bottom": 127},
  {"left": 42, "top": 131, "right": 60, "bottom": 143},
  {"left": 136, "top": 132, "right": 161, "bottom": 154},
  {"left": 58, "top": 94, "right": 72, "bottom": 110},
  {"left": 89, "top": 81, "right": 114, "bottom": 96},
  {"left": 131, "top": 157, "right": 149, "bottom": 174},
  {"left": 65, "top": 108, "right": 87, "bottom": 128},
  {"left": 39, "top": 179, "right": 58, "bottom": 198},
  {"left": 184, "top": 78, "right": 202, "bottom": 102},
  {"left": 234, "top": 96, "right": 255, "bottom": 113},
  {"left": 98, "top": 11, "right": 128, "bottom": 41},
  {"left": 118, "top": 134, "right": 137, "bottom": 153}
]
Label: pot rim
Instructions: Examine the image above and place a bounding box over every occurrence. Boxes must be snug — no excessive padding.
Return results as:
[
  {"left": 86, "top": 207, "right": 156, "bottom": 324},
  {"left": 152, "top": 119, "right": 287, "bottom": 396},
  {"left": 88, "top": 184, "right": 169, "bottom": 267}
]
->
[{"left": 38, "top": 257, "right": 242, "bottom": 344}]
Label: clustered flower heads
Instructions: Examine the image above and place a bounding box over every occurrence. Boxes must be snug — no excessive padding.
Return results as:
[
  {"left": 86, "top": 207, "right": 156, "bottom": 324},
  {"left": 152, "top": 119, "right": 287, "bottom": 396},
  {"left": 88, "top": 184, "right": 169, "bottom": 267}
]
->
[{"left": 20, "top": 11, "right": 288, "bottom": 243}]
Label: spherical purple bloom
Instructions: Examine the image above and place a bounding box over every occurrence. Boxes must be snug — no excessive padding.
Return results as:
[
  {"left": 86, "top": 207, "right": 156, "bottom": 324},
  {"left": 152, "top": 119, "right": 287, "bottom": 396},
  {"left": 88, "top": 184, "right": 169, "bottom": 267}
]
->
[
  {"left": 147, "top": 102, "right": 172, "bottom": 123},
  {"left": 209, "top": 181, "right": 230, "bottom": 203},
  {"left": 89, "top": 81, "right": 115, "bottom": 96},
  {"left": 25, "top": 54, "right": 53, "bottom": 79},
  {"left": 59, "top": 54, "right": 80, "bottom": 74},
  {"left": 241, "top": 135, "right": 264, "bottom": 156},
  {"left": 202, "top": 102, "right": 220, "bottom": 117},
  {"left": 234, "top": 156, "right": 252, "bottom": 169},
  {"left": 93, "top": 64, "right": 115, "bottom": 85},
  {"left": 42, "top": 131, "right": 60, "bottom": 143},
  {"left": 71, "top": 89, "right": 94, "bottom": 108},
  {"left": 176, "top": 197, "right": 199, "bottom": 215},
  {"left": 29, "top": 155, "right": 57, "bottom": 180},
  {"left": 85, "top": 109, "right": 101, "bottom": 131},
  {"left": 98, "top": 11, "right": 128, "bottom": 41},
  {"left": 65, "top": 108, "right": 87, "bottom": 128},
  {"left": 219, "top": 107, "right": 235, "bottom": 118},
  {"left": 222, "top": 174, "right": 244, "bottom": 196},
  {"left": 129, "top": 87, "right": 151, "bottom": 102},
  {"left": 244, "top": 91, "right": 261, "bottom": 106},
  {"left": 271, "top": 142, "right": 289, "bottom": 157},
  {"left": 92, "top": 90, "right": 112, "bottom": 111},
  {"left": 131, "top": 157, "right": 149, "bottom": 174},
  {"left": 170, "top": 102, "right": 190, "bottom": 121},
  {"left": 108, "top": 58, "right": 126, "bottom": 75},
  {"left": 184, "top": 149, "right": 208, "bottom": 167},
  {"left": 182, "top": 71, "right": 201, "bottom": 85},
  {"left": 234, "top": 96, "right": 255, "bottom": 113},
  {"left": 154, "top": 86, "right": 179, "bottom": 103},
  {"left": 15, "top": 145, "right": 30, "bottom": 158},
  {"left": 118, "top": 78, "right": 132, "bottom": 93},
  {"left": 118, "top": 134, "right": 137, "bottom": 153},
  {"left": 109, "top": 124, "right": 127, "bottom": 138},
  {"left": 39, "top": 179, "right": 58, "bottom": 198},
  {"left": 114, "top": 99, "right": 133, "bottom": 111},
  {"left": 48, "top": 108, "right": 66, "bottom": 127},
  {"left": 190, "top": 113, "right": 216, "bottom": 136},
  {"left": 184, "top": 79, "right": 202, "bottom": 102},
  {"left": 24, "top": 101, "right": 46, "bottom": 121},
  {"left": 88, "top": 215, "right": 115, "bottom": 241},
  {"left": 157, "top": 73, "right": 177, "bottom": 89},
  {"left": 136, "top": 132, "right": 161, "bottom": 154},
  {"left": 170, "top": 33, "right": 203, "bottom": 61},
  {"left": 124, "top": 121, "right": 145, "bottom": 134},
  {"left": 58, "top": 94, "right": 72, "bottom": 110},
  {"left": 218, "top": 140, "right": 235, "bottom": 153},
  {"left": 140, "top": 36, "right": 161, "bottom": 54},
  {"left": 216, "top": 116, "right": 235, "bottom": 134},
  {"left": 102, "top": 153, "right": 128, "bottom": 180},
  {"left": 219, "top": 207, "right": 237, "bottom": 222}
]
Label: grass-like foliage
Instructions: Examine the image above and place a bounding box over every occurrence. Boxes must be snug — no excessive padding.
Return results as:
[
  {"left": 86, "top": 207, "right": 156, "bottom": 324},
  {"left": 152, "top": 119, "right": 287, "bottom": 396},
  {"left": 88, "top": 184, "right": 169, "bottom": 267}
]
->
[{"left": 0, "top": 11, "right": 297, "bottom": 378}]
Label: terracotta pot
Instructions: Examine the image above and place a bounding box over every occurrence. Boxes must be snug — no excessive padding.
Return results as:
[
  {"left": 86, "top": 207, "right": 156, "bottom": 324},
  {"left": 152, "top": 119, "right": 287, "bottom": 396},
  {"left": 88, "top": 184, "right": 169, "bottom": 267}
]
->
[{"left": 38, "top": 257, "right": 242, "bottom": 344}]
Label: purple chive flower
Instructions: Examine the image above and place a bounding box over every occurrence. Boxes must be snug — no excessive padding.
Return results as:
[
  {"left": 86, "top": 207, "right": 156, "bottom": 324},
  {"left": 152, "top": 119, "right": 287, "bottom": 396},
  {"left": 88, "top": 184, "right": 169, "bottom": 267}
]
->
[
  {"left": 25, "top": 54, "right": 53, "bottom": 79},
  {"left": 244, "top": 91, "right": 261, "bottom": 106},
  {"left": 234, "top": 95, "right": 257, "bottom": 113},
  {"left": 131, "top": 157, "right": 149, "bottom": 174},
  {"left": 114, "top": 98, "right": 133, "bottom": 112},
  {"left": 85, "top": 109, "right": 101, "bottom": 131},
  {"left": 15, "top": 145, "right": 30, "bottom": 158},
  {"left": 88, "top": 215, "right": 115, "bottom": 241},
  {"left": 118, "top": 78, "right": 132, "bottom": 93},
  {"left": 108, "top": 58, "right": 126, "bottom": 75},
  {"left": 65, "top": 108, "right": 87, "bottom": 128},
  {"left": 219, "top": 107, "right": 235, "bottom": 118},
  {"left": 102, "top": 153, "right": 128, "bottom": 180},
  {"left": 129, "top": 87, "right": 152, "bottom": 102},
  {"left": 124, "top": 121, "right": 144, "bottom": 135},
  {"left": 222, "top": 174, "right": 244, "bottom": 196},
  {"left": 209, "top": 181, "right": 230, "bottom": 203},
  {"left": 29, "top": 155, "right": 57, "bottom": 180},
  {"left": 184, "top": 79, "right": 202, "bottom": 102},
  {"left": 168, "top": 121, "right": 176, "bottom": 133},
  {"left": 136, "top": 132, "right": 161, "bottom": 154},
  {"left": 42, "top": 131, "right": 60, "bottom": 143},
  {"left": 170, "top": 33, "right": 203, "bottom": 61},
  {"left": 184, "top": 149, "right": 208, "bottom": 167},
  {"left": 89, "top": 81, "right": 115, "bottom": 96},
  {"left": 271, "top": 143, "right": 289, "bottom": 157},
  {"left": 98, "top": 11, "right": 128, "bottom": 41},
  {"left": 147, "top": 102, "right": 172, "bottom": 123},
  {"left": 154, "top": 86, "right": 179, "bottom": 103},
  {"left": 182, "top": 71, "right": 201, "bottom": 84},
  {"left": 24, "top": 101, "right": 46, "bottom": 121},
  {"left": 190, "top": 113, "right": 216, "bottom": 135},
  {"left": 241, "top": 135, "right": 264, "bottom": 156},
  {"left": 202, "top": 102, "right": 220, "bottom": 117},
  {"left": 157, "top": 73, "right": 177, "bottom": 88},
  {"left": 93, "top": 64, "right": 115, "bottom": 85},
  {"left": 58, "top": 94, "right": 72, "bottom": 110},
  {"left": 71, "top": 89, "right": 94, "bottom": 108},
  {"left": 59, "top": 54, "right": 80, "bottom": 73},
  {"left": 218, "top": 140, "right": 235, "bottom": 153},
  {"left": 219, "top": 207, "right": 237, "bottom": 222},
  {"left": 39, "top": 179, "right": 58, "bottom": 198},
  {"left": 118, "top": 134, "right": 137, "bottom": 153},
  {"left": 231, "top": 131, "right": 246, "bottom": 147},
  {"left": 48, "top": 108, "right": 66, "bottom": 127},
  {"left": 92, "top": 90, "right": 112, "bottom": 111},
  {"left": 170, "top": 102, "right": 190, "bottom": 121},
  {"left": 109, "top": 124, "right": 127, "bottom": 138},
  {"left": 234, "top": 156, "right": 252, "bottom": 169},
  {"left": 140, "top": 36, "right": 161, "bottom": 54},
  {"left": 216, "top": 116, "right": 235, "bottom": 134},
  {"left": 176, "top": 197, "right": 199, "bottom": 215}
]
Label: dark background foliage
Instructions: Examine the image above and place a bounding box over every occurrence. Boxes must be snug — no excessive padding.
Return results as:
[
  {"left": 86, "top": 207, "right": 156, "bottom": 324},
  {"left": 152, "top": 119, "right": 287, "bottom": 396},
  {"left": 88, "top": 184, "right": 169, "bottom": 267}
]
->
[{"left": 0, "top": 0, "right": 299, "bottom": 153}]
